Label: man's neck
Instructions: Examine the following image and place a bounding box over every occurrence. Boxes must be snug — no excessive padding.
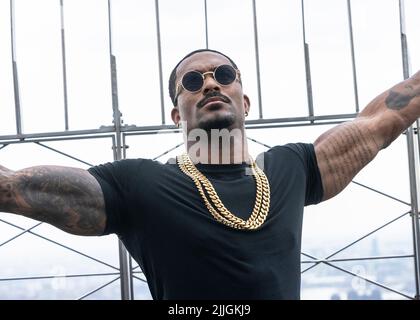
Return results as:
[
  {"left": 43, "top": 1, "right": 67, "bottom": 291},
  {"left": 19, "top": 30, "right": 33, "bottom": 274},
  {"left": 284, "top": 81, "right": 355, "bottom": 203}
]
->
[{"left": 185, "top": 128, "right": 249, "bottom": 164}]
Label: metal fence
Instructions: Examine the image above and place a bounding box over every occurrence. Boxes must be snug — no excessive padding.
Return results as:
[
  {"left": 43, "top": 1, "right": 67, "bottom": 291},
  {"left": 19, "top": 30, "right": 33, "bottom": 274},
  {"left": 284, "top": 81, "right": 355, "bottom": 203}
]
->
[{"left": 0, "top": 0, "right": 419, "bottom": 299}]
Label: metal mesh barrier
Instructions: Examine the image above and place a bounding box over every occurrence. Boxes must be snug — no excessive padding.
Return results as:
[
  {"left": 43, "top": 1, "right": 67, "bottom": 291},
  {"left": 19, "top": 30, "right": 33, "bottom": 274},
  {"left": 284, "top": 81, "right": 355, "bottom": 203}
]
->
[{"left": 0, "top": 0, "right": 419, "bottom": 299}]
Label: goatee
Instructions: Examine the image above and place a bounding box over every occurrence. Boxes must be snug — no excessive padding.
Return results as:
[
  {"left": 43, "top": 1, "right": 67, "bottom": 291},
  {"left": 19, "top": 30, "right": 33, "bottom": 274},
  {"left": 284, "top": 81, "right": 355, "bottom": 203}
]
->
[{"left": 198, "top": 114, "right": 236, "bottom": 131}]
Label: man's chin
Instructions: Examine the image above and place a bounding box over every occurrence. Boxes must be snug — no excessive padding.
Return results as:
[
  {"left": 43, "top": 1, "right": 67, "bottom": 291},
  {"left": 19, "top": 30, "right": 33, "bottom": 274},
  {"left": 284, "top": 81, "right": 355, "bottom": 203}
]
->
[{"left": 198, "top": 114, "right": 236, "bottom": 131}]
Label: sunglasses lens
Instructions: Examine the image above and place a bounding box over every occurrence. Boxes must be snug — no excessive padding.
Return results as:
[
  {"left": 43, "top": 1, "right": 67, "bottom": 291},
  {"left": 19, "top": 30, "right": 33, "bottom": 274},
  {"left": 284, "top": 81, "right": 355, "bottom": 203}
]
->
[
  {"left": 215, "top": 65, "right": 237, "bottom": 85},
  {"left": 182, "top": 71, "right": 203, "bottom": 92}
]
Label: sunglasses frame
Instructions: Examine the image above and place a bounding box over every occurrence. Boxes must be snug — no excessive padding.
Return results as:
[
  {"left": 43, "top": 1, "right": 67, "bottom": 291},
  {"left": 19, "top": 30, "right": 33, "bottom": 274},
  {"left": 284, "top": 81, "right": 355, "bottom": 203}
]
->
[{"left": 174, "top": 64, "right": 241, "bottom": 104}]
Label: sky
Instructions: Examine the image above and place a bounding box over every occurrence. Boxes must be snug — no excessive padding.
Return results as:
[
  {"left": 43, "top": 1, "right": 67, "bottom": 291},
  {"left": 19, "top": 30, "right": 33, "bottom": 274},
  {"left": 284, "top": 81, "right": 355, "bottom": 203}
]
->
[{"left": 0, "top": 0, "right": 419, "bottom": 299}]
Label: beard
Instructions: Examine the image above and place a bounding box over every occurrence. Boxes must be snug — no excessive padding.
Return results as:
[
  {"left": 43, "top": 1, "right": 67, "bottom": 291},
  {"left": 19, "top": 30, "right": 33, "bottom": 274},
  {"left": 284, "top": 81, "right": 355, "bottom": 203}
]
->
[{"left": 197, "top": 112, "right": 236, "bottom": 131}]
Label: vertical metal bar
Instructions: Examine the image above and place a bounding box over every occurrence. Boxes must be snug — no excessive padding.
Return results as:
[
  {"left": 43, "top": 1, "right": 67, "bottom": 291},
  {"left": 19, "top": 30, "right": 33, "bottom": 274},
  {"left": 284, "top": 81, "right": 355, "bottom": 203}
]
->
[
  {"left": 60, "top": 0, "right": 69, "bottom": 130},
  {"left": 111, "top": 135, "right": 118, "bottom": 161},
  {"left": 114, "top": 141, "right": 134, "bottom": 301},
  {"left": 399, "top": 0, "right": 410, "bottom": 79},
  {"left": 107, "top": 0, "right": 133, "bottom": 300},
  {"left": 407, "top": 121, "right": 420, "bottom": 301},
  {"left": 128, "top": 256, "right": 134, "bottom": 298},
  {"left": 155, "top": 0, "right": 165, "bottom": 124},
  {"left": 251, "top": 0, "right": 263, "bottom": 119},
  {"left": 122, "top": 133, "right": 127, "bottom": 159},
  {"left": 346, "top": 0, "right": 360, "bottom": 113},
  {"left": 399, "top": 0, "right": 420, "bottom": 299},
  {"left": 10, "top": 0, "right": 22, "bottom": 134},
  {"left": 417, "top": 119, "right": 420, "bottom": 158},
  {"left": 301, "top": 0, "right": 314, "bottom": 121},
  {"left": 204, "top": 0, "right": 209, "bottom": 49},
  {"left": 107, "top": 0, "right": 122, "bottom": 153}
]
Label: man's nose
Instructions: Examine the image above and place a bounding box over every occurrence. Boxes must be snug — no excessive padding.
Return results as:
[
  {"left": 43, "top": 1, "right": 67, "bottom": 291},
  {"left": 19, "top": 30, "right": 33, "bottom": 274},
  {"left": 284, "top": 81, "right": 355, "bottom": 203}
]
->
[{"left": 202, "top": 74, "right": 221, "bottom": 95}]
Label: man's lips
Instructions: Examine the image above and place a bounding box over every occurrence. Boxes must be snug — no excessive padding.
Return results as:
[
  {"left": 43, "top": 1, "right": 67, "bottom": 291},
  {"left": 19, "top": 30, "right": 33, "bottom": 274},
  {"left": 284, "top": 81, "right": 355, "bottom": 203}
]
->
[
  {"left": 202, "top": 98, "right": 225, "bottom": 108},
  {"left": 197, "top": 95, "right": 230, "bottom": 109}
]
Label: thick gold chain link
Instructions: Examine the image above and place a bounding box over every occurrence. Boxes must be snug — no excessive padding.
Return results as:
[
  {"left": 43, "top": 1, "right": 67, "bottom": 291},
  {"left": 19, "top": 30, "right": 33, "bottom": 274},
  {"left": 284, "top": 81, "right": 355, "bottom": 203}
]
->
[{"left": 177, "top": 153, "right": 270, "bottom": 230}]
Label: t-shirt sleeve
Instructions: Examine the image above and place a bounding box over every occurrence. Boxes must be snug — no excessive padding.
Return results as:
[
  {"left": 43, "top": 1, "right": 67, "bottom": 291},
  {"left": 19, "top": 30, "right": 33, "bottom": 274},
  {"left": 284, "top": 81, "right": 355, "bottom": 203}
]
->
[
  {"left": 283, "top": 143, "right": 324, "bottom": 205},
  {"left": 88, "top": 159, "right": 144, "bottom": 235}
]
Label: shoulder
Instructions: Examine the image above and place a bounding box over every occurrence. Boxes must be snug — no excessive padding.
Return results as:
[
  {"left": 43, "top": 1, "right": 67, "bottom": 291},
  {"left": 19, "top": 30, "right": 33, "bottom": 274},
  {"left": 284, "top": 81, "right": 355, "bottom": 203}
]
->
[
  {"left": 88, "top": 158, "right": 170, "bottom": 181},
  {"left": 257, "top": 143, "right": 315, "bottom": 168},
  {"left": 88, "top": 158, "right": 147, "bottom": 174}
]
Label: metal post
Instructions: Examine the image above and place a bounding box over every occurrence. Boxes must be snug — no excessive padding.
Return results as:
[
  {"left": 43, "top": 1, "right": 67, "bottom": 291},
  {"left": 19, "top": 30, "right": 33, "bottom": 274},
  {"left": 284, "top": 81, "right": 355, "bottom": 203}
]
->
[
  {"left": 300, "top": 0, "right": 314, "bottom": 122},
  {"left": 417, "top": 119, "right": 420, "bottom": 157},
  {"left": 417, "top": 119, "right": 420, "bottom": 155},
  {"left": 251, "top": 0, "right": 263, "bottom": 119},
  {"left": 59, "top": 0, "right": 69, "bottom": 130},
  {"left": 107, "top": 0, "right": 133, "bottom": 300},
  {"left": 10, "top": 0, "right": 22, "bottom": 135},
  {"left": 204, "top": 0, "right": 209, "bottom": 49},
  {"left": 155, "top": 0, "right": 165, "bottom": 124},
  {"left": 346, "top": 0, "right": 360, "bottom": 113},
  {"left": 399, "top": 0, "right": 420, "bottom": 299},
  {"left": 406, "top": 118, "right": 420, "bottom": 300}
]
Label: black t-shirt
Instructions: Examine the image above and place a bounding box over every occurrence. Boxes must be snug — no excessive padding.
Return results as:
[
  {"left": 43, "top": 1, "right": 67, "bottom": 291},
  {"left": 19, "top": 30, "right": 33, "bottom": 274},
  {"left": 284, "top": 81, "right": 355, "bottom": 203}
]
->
[{"left": 88, "top": 143, "right": 323, "bottom": 300}]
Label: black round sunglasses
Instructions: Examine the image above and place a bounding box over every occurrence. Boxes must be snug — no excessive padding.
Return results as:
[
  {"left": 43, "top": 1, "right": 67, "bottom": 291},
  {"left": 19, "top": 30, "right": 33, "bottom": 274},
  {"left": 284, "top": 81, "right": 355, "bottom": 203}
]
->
[{"left": 174, "top": 64, "right": 240, "bottom": 104}]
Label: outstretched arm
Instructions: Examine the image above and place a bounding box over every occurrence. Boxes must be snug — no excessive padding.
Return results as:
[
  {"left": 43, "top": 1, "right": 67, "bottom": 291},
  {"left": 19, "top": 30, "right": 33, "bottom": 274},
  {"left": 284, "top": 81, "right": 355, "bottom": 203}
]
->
[
  {"left": 0, "top": 165, "right": 106, "bottom": 235},
  {"left": 314, "top": 71, "right": 420, "bottom": 201}
]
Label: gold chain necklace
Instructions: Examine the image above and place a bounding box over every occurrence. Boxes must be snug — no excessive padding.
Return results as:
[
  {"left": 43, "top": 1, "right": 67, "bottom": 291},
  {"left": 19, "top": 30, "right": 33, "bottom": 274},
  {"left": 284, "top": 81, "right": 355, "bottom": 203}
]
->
[{"left": 177, "top": 153, "right": 270, "bottom": 230}]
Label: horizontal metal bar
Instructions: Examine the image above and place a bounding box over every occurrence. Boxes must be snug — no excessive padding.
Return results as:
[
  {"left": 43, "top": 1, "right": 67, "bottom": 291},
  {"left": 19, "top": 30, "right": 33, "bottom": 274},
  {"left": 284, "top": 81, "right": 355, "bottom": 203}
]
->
[
  {"left": 247, "top": 137, "right": 410, "bottom": 207},
  {"left": 247, "top": 113, "right": 356, "bottom": 124},
  {"left": 0, "top": 218, "right": 119, "bottom": 271},
  {"left": 123, "top": 128, "right": 180, "bottom": 136},
  {"left": 0, "top": 127, "right": 115, "bottom": 141},
  {"left": 304, "top": 252, "right": 414, "bottom": 299},
  {"left": 123, "top": 120, "right": 351, "bottom": 138},
  {"left": 0, "top": 114, "right": 358, "bottom": 144},
  {"left": 91, "top": 114, "right": 359, "bottom": 134},
  {"left": 77, "top": 276, "right": 120, "bottom": 300},
  {"left": 0, "top": 133, "right": 114, "bottom": 146},
  {"left": 301, "top": 251, "right": 414, "bottom": 299},
  {"left": 301, "top": 254, "right": 414, "bottom": 264},
  {"left": 0, "top": 121, "right": 348, "bottom": 144},
  {"left": 35, "top": 142, "right": 93, "bottom": 167},
  {"left": 126, "top": 113, "right": 357, "bottom": 133},
  {"left": 322, "top": 210, "right": 411, "bottom": 260},
  {"left": 245, "top": 120, "right": 348, "bottom": 131},
  {"left": 0, "top": 272, "right": 120, "bottom": 282}
]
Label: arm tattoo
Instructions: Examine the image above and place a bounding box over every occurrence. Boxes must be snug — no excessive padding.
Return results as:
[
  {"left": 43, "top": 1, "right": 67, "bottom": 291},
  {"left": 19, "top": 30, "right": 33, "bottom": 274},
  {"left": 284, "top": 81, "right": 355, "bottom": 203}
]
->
[
  {"left": 317, "top": 122, "right": 377, "bottom": 198},
  {"left": 385, "top": 85, "right": 420, "bottom": 110},
  {"left": 0, "top": 166, "right": 105, "bottom": 235}
]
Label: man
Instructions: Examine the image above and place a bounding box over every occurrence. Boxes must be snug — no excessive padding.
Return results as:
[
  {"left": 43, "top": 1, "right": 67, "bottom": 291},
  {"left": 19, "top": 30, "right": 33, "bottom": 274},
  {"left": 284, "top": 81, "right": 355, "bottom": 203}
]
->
[{"left": 0, "top": 49, "right": 419, "bottom": 299}]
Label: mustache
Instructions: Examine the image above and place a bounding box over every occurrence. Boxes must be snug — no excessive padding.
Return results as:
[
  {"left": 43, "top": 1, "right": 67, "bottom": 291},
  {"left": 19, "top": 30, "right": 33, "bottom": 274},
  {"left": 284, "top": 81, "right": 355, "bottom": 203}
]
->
[{"left": 197, "top": 92, "right": 231, "bottom": 109}]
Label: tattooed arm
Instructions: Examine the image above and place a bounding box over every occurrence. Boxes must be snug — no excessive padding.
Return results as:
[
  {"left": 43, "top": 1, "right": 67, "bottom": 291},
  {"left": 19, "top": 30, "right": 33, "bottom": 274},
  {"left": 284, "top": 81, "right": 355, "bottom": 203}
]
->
[
  {"left": 0, "top": 165, "right": 106, "bottom": 235},
  {"left": 314, "top": 71, "right": 420, "bottom": 201}
]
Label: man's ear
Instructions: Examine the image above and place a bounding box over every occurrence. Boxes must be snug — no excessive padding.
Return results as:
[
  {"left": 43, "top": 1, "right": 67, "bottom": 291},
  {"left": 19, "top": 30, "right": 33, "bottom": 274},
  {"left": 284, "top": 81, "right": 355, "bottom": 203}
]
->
[
  {"left": 243, "top": 94, "right": 250, "bottom": 114},
  {"left": 171, "top": 107, "right": 181, "bottom": 125}
]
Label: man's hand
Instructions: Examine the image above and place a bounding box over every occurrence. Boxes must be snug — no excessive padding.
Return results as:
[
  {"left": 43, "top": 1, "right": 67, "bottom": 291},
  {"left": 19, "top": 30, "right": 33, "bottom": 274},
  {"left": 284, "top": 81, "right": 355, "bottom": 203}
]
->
[{"left": 0, "top": 165, "right": 106, "bottom": 236}]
